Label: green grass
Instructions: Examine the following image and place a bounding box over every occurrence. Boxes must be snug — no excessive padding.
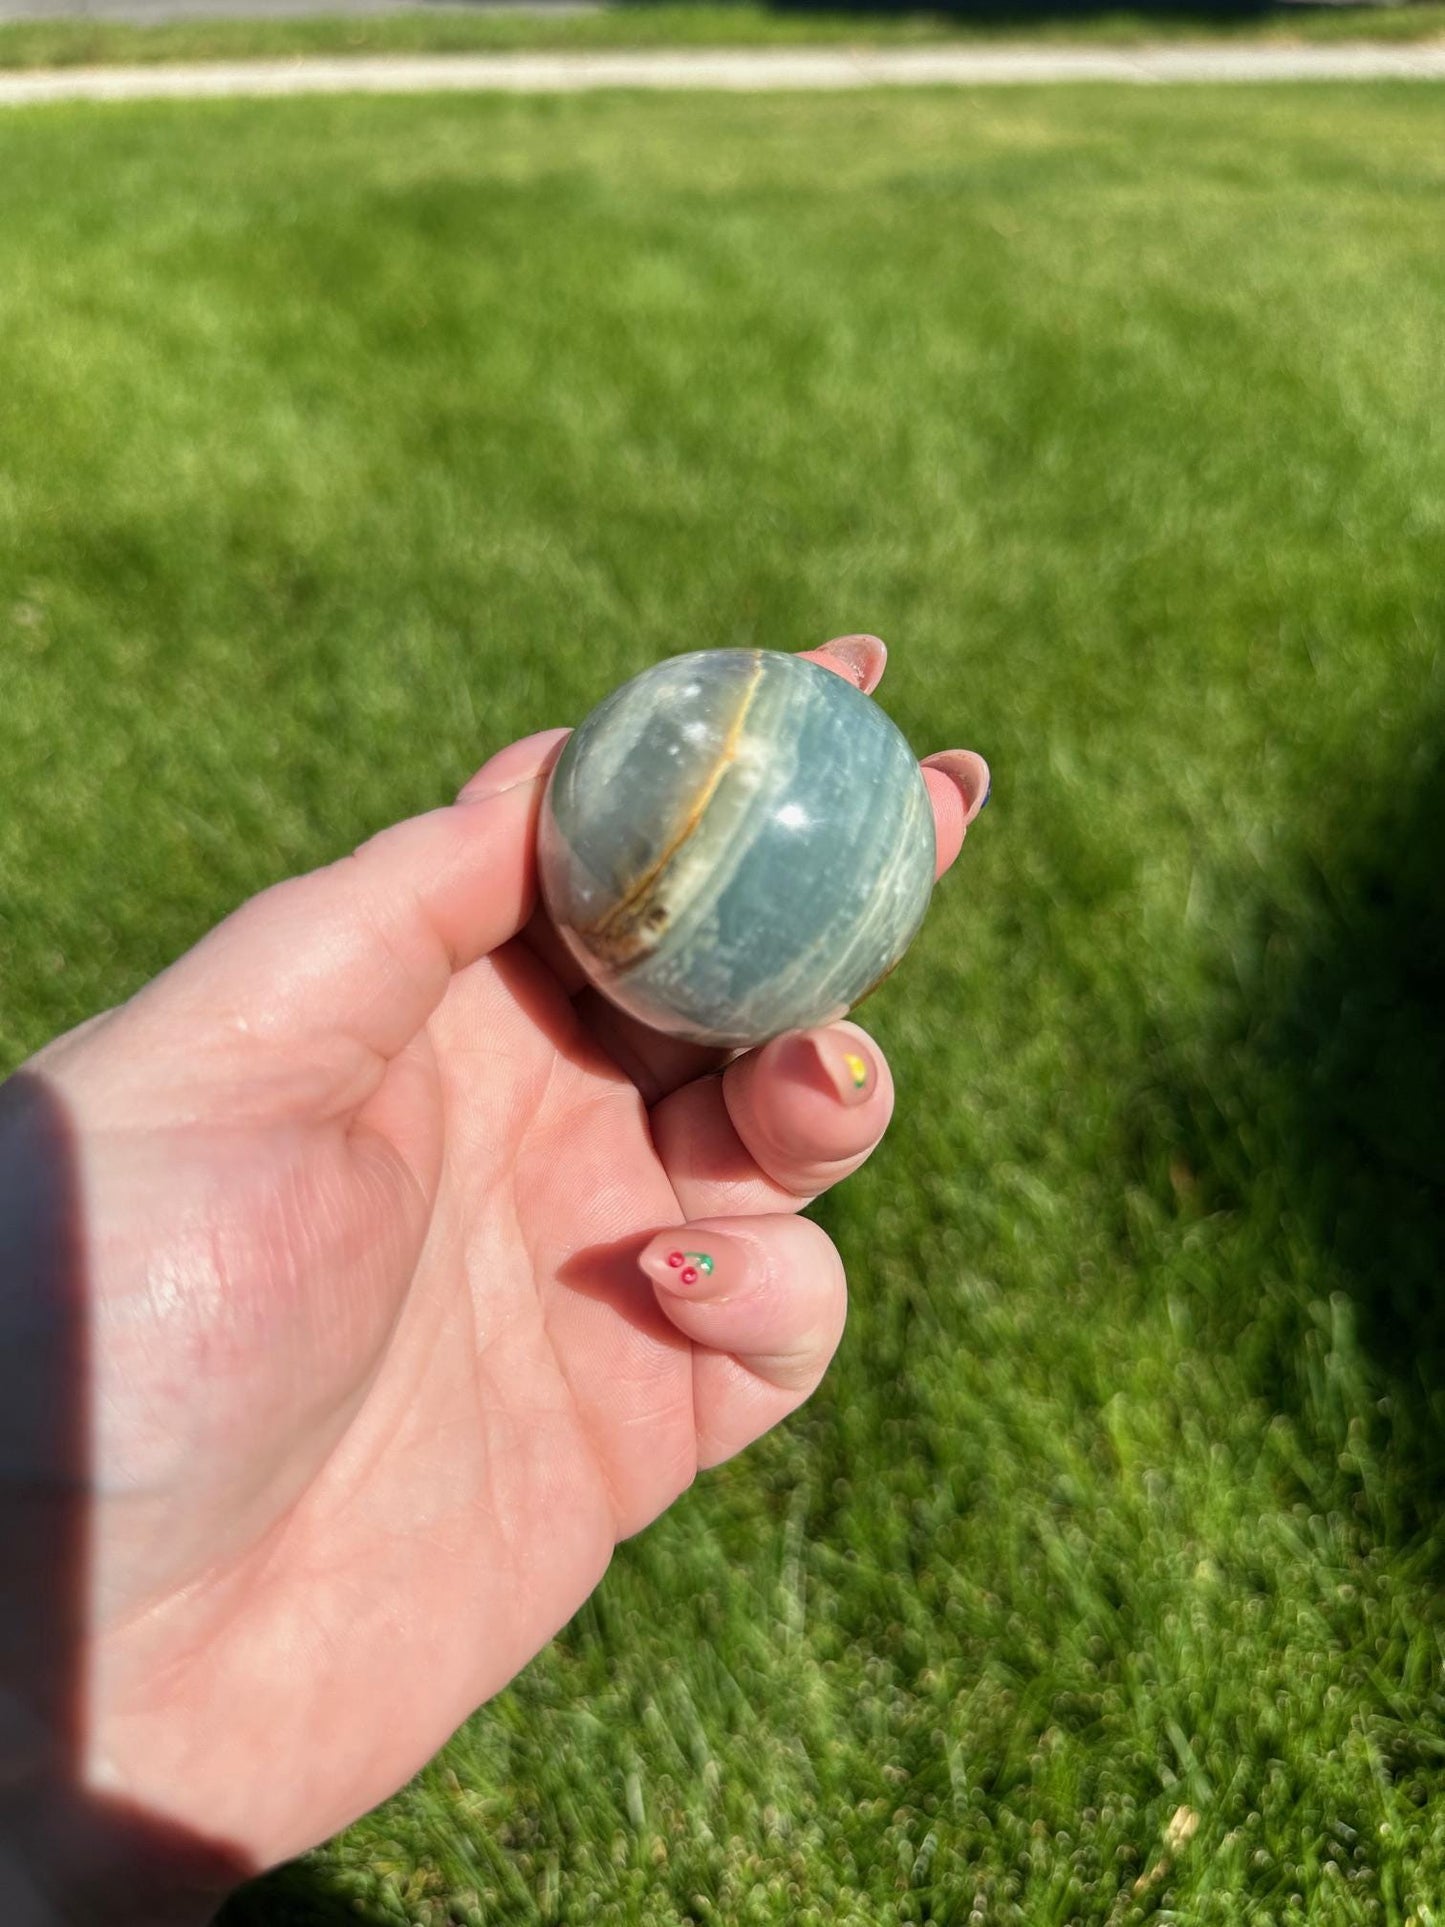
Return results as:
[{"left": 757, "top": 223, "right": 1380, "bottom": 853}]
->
[
  {"left": 4, "top": 81, "right": 1445, "bottom": 1925},
  {"left": 2, "top": 2, "right": 1445, "bottom": 71}
]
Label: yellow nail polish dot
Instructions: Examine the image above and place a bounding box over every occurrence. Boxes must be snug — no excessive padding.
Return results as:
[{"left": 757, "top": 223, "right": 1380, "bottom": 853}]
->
[{"left": 843, "top": 1051, "right": 868, "bottom": 1090}]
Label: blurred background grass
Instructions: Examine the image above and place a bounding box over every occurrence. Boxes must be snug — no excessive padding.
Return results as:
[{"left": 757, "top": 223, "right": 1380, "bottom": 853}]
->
[
  {"left": 3, "top": 82, "right": 1444, "bottom": 1923},
  {"left": 5, "top": 3, "right": 1445, "bottom": 71}
]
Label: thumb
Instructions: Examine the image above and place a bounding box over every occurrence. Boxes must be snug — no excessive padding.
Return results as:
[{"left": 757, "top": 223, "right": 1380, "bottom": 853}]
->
[{"left": 118, "top": 729, "right": 571, "bottom": 1094}]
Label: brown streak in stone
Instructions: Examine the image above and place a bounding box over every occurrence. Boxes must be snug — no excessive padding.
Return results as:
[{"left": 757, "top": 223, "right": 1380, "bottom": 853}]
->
[{"left": 580, "top": 650, "right": 766, "bottom": 970}]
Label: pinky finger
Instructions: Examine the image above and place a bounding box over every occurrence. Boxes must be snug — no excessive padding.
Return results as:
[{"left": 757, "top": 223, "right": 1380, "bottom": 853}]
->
[{"left": 639, "top": 1214, "right": 847, "bottom": 1469}]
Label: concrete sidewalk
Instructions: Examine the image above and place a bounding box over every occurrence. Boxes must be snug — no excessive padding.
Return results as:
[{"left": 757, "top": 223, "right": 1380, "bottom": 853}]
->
[{"left": 3, "top": 40, "right": 1444, "bottom": 103}]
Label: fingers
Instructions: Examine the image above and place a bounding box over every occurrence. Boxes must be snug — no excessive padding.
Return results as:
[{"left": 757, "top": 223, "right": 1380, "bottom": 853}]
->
[
  {"left": 922, "top": 749, "right": 991, "bottom": 880},
  {"left": 639, "top": 1212, "right": 847, "bottom": 1467},
  {"left": 649, "top": 1020, "right": 893, "bottom": 1218},
  {"left": 798, "top": 633, "right": 888, "bottom": 693},
  {"left": 113, "top": 730, "right": 569, "bottom": 1116}
]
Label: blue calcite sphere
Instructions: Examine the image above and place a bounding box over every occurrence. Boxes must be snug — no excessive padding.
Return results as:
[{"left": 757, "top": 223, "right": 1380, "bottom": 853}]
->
[{"left": 538, "top": 649, "right": 935, "bottom": 1048}]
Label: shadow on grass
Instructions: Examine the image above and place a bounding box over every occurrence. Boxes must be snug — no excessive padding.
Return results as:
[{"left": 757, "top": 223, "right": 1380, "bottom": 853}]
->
[
  {"left": 770, "top": 0, "right": 1262, "bottom": 15},
  {"left": 630, "top": 0, "right": 1405, "bottom": 30},
  {"left": 214, "top": 1857, "right": 400, "bottom": 1925},
  {"left": 1141, "top": 733, "right": 1445, "bottom": 1524},
  {"left": 1271, "top": 748, "right": 1445, "bottom": 1418}
]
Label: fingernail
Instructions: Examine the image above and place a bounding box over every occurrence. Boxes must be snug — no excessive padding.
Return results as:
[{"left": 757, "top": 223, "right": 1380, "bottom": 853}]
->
[
  {"left": 639, "top": 1230, "right": 745, "bottom": 1299},
  {"left": 797, "top": 1028, "right": 876, "bottom": 1107},
  {"left": 458, "top": 727, "right": 571, "bottom": 804},
  {"left": 820, "top": 635, "right": 887, "bottom": 692},
  {"left": 922, "top": 749, "right": 991, "bottom": 826}
]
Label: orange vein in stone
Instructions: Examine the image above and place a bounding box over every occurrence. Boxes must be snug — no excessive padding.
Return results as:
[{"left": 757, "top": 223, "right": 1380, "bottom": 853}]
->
[{"left": 584, "top": 651, "right": 766, "bottom": 945}]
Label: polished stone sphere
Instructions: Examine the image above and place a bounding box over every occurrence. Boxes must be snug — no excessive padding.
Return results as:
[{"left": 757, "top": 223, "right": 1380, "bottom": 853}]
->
[{"left": 538, "top": 648, "right": 935, "bottom": 1048}]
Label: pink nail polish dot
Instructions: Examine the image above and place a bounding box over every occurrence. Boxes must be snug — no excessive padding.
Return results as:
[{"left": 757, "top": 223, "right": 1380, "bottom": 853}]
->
[
  {"left": 667, "top": 1250, "right": 685, "bottom": 1268},
  {"left": 681, "top": 1267, "right": 699, "bottom": 1285}
]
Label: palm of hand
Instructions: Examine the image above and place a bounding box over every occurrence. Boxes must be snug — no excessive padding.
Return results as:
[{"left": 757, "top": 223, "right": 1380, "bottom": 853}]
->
[{"left": 74, "top": 938, "right": 706, "bottom": 1867}]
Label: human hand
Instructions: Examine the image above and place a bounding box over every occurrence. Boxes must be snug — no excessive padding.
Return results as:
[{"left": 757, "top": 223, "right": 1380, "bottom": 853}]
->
[{"left": 0, "top": 637, "right": 988, "bottom": 1920}]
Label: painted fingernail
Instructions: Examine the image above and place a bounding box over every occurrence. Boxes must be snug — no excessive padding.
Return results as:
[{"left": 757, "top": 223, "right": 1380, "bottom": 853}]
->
[
  {"left": 639, "top": 1230, "right": 743, "bottom": 1298},
  {"left": 819, "top": 635, "right": 887, "bottom": 692},
  {"left": 799, "top": 1028, "right": 876, "bottom": 1107},
  {"left": 921, "top": 749, "right": 991, "bottom": 826}
]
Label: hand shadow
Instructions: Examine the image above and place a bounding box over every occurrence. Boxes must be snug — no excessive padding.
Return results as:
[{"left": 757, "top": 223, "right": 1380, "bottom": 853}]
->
[
  {"left": 0, "top": 1077, "right": 423, "bottom": 1924},
  {"left": 0, "top": 1070, "right": 254, "bottom": 1923}
]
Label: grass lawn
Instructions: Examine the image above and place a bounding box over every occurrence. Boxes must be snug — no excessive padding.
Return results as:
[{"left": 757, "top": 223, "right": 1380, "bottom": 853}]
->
[
  {"left": 2, "top": 2, "right": 1445, "bottom": 71},
  {"left": 4, "top": 81, "right": 1445, "bottom": 1925}
]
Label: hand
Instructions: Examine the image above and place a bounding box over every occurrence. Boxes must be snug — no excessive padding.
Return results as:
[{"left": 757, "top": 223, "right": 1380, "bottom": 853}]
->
[{"left": 0, "top": 638, "right": 988, "bottom": 1919}]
